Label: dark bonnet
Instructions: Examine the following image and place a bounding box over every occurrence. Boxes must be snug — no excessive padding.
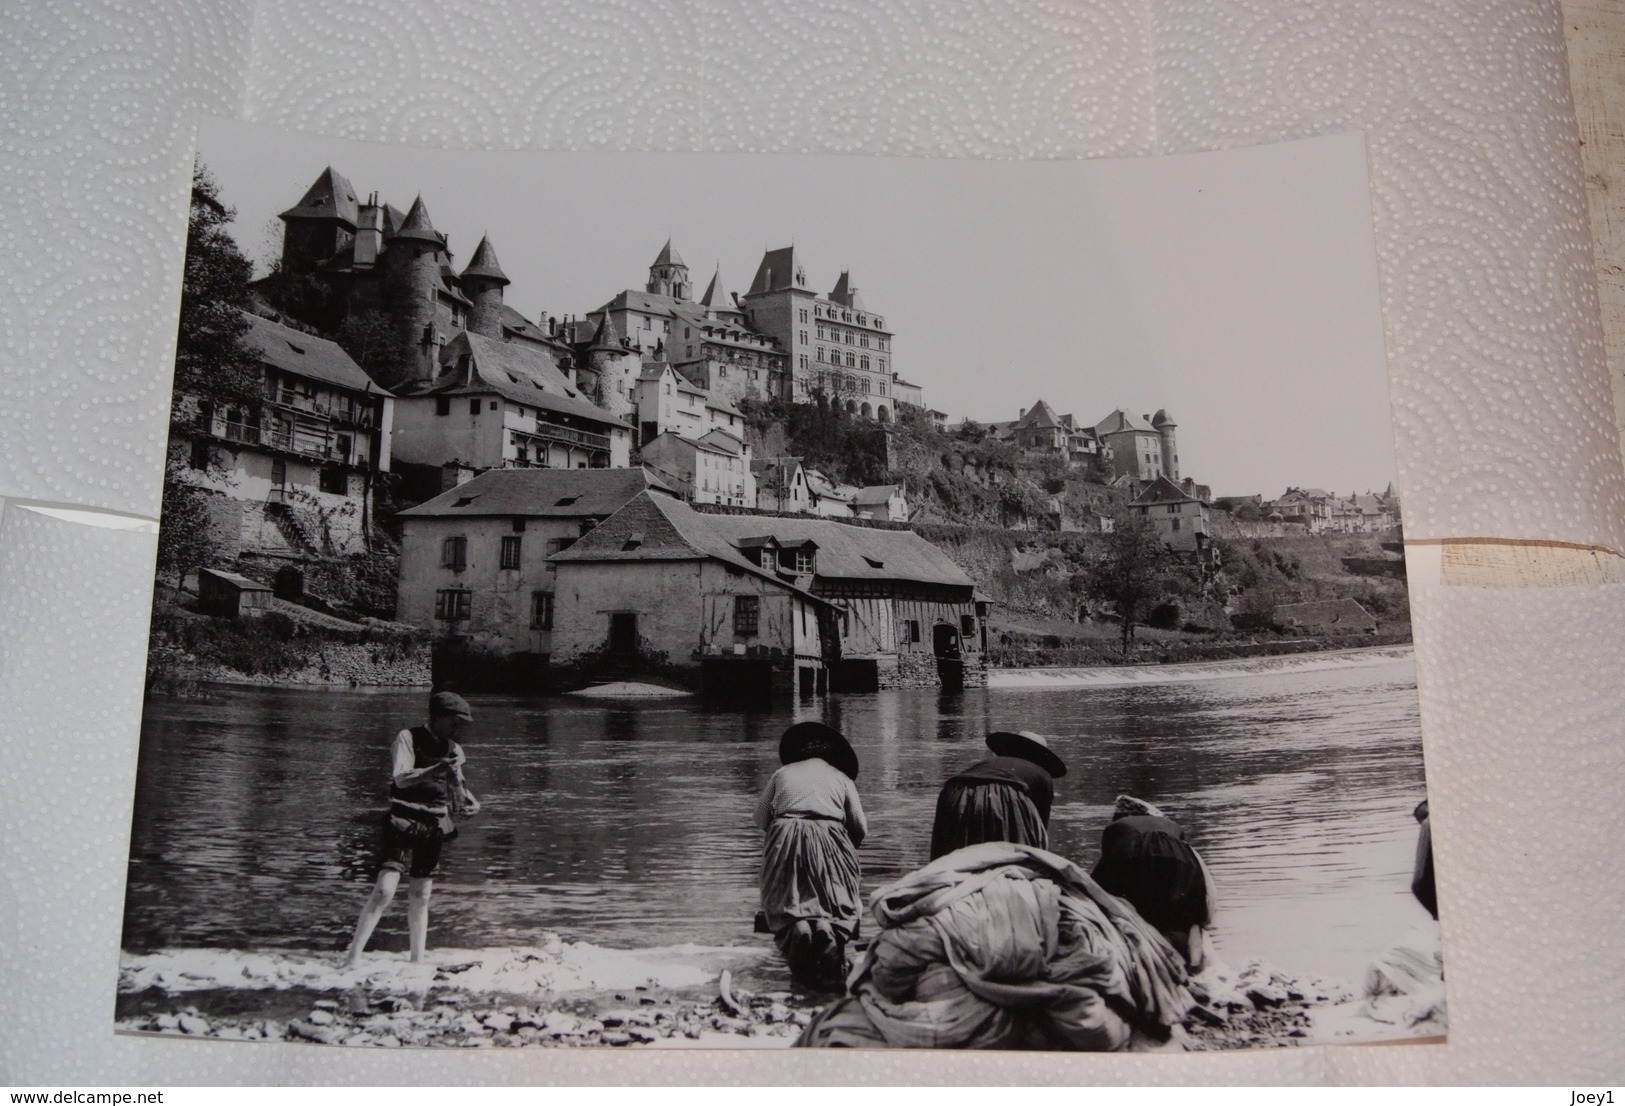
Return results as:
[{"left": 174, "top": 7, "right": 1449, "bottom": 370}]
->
[{"left": 779, "top": 721, "right": 859, "bottom": 781}]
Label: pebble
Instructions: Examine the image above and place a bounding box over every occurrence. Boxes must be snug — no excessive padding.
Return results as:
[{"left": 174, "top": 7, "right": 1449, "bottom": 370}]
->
[
  {"left": 177, "top": 1014, "right": 210, "bottom": 1035},
  {"left": 481, "top": 1014, "right": 516, "bottom": 1034},
  {"left": 600, "top": 1032, "right": 633, "bottom": 1046},
  {"left": 153, "top": 1013, "right": 179, "bottom": 1032},
  {"left": 307, "top": 1009, "right": 335, "bottom": 1026}
]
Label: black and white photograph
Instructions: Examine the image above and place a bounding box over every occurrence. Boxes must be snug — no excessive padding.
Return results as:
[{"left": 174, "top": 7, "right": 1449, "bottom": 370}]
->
[{"left": 117, "top": 117, "right": 1444, "bottom": 1054}]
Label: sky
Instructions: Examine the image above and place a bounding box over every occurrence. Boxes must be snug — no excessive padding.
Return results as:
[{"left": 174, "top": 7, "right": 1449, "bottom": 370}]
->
[{"left": 198, "top": 118, "right": 1397, "bottom": 499}]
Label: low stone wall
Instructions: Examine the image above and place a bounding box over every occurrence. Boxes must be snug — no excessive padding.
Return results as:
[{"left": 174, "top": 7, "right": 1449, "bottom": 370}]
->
[{"left": 190, "top": 640, "right": 431, "bottom": 688}]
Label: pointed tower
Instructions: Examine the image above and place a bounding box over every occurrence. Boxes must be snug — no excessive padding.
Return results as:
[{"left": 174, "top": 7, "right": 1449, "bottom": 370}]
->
[
  {"left": 382, "top": 195, "right": 449, "bottom": 388},
  {"left": 1151, "top": 408, "right": 1179, "bottom": 482},
  {"left": 459, "top": 235, "right": 509, "bottom": 339},
  {"left": 278, "top": 166, "right": 360, "bottom": 273},
  {"left": 700, "top": 266, "right": 729, "bottom": 315},
  {"left": 830, "top": 270, "right": 865, "bottom": 310},
  {"left": 647, "top": 239, "right": 690, "bottom": 300}
]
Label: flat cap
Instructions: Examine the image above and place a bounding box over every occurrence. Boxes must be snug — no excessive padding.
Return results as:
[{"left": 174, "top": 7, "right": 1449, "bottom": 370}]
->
[{"left": 429, "top": 691, "right": 473, "bottom": 720}]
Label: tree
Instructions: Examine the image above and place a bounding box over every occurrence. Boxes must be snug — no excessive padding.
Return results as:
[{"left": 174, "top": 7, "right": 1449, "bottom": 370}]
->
[
  {"left": 336, "top": 309, "right": 407, "bottom": 384},
  {"left": 158, "top": 162, "right": 262, "bottom": 588},
  {"left": 1085, "top": 510, "right": 1197, "bottom": 654}
]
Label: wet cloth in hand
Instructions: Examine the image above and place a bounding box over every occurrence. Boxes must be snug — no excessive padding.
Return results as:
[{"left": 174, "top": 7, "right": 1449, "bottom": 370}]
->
[{"left": 797, "top": 843, "right": 1194, "bottom": 1050}]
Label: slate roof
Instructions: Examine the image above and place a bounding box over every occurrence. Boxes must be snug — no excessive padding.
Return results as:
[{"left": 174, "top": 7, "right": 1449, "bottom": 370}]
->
[
  {"left": 419, "top": 332, "right": 630, "bottom": 428},
  {"left": 241, "top": 312, "right": 384, "bottom": 394},
  {"left": 830, "top": 270, "right": 865, "bottom": 310},
  {"left": 852, "top": 484, "right": 901, "bottom": 506},
  {"left": 701, "top": 513, "right": 974, "bottom": 589},
  {"left": 499, "top": 305, "right": 556, "bottom": 346},
  {"left": 398, "top": 467, "right": 668, "bottom": 519},
  {"left": 700, "top": 266, "right": 728, "bottom": 310},
  {"left": 1131, "top": 476, "right": 1199, "bottom": 506},
  {"left": 460, "top": 236, "right": 509, "bottom": 284},
  {"left": 279, "top": 167, "right": 360, "bottom": 226},
  {"left": 550, "top": 492, "right": 828, "bottom": 605},
  {"left": 1017, "top": 400, "right": 1061, "bottom": 429},
  {"left": 746, "top": 246, "right": 806, "bottom": 295},
  {"left": 391, "top": 196, "right": 443, "bottom": 246},
  {"left": 652, "top": 239, "right": 684, "bottom": 268},
  {"left": 1095, "top": 409, "right": 1155, "bottom": 435}
]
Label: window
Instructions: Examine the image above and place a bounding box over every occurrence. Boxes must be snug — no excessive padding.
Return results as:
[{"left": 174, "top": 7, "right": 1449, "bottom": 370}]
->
[
  {"left": 470, "top": 398, "right": 481, "bottom": 416},
  {"left": 1172, "top": 518, "right": 1182, "bottom": 532},
  {"left": 733, "top": 594, "right": 760, "bottom": 635},
  {"left": 816, "top": 348, "right": 826, "bottom": 363},
  {"left": 271, "top": 459, "right": 286, "bottom": 487},
  {"left": 436, "top": 396, "right": 450, "bottom": 416},
  {"left": 489, "top": 400, "right": 498, "bottom": 411},
  {"left": 319, "top": 466, "right": 347, "bottom": 495},
  {"left": 545, "top": 536, "right": 577, "bottom": 557},
  {"left": 441, "top": 535, "right": 467, "bottom": 570},
  {"left": 793, "top": 548, "right": 815, "bottom": 574},
  {"left": 531, "top": 591, "right": 554, "bottom": 629},
  {"left": 434, "top": 589, "right": 471, "bottom": 620},
  {"left": 902, "top": 619, "right": 921, "bottom": 644},
  {"left": 189, "top": 438, "right": 210, "bottom": 470},
  {"left": 961, "top": 614, "right": 977, "bottom": 637},
  {"left": 500, "top": 535, "right": 522, "bottom": 569},
  {"left": 845, "top": 352, "right": 855, "bottom": 367}
]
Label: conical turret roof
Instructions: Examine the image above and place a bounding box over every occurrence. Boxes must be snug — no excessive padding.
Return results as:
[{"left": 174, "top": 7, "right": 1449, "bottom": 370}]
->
[
  {"left": 279, "top": 166, "right": 360, "bottom": 226},
  {"left": 587, "top": 312, "right": 622, "bottom": 350},
  {"left": 390, "top": 195, "right": 444, "bottom": 247},
  {"left": 460, "top": 235, "right": 509, "bottom": 285},
  {"left": 700, "top": 266, "right": 730, "bottom": 312}
]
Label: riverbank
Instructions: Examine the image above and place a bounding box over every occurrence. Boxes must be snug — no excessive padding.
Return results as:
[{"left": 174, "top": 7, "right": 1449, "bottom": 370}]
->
[{"left": 115, "top": 938, "right": 1441, "bottom": 1051}]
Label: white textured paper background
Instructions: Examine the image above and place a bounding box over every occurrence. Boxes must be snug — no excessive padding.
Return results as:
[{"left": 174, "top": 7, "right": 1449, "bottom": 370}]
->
[{"left": 2, "top": 0, "right": 1623, "bottom": 1085}]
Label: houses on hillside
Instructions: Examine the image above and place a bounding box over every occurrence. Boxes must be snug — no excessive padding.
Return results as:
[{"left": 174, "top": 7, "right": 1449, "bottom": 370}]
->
[{"left": 182, "top": 311, "right": 393, "bottom": 557}]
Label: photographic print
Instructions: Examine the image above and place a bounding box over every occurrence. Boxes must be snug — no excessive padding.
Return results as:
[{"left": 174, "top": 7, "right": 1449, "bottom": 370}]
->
[{"left": 117, "top": 117, "right": 1443, "bottom": 1053}]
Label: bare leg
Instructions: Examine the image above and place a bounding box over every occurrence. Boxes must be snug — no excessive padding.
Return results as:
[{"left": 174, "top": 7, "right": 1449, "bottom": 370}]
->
[
  {"left": 406, "top": 877, "right": 433, "bottom": 962},
  {"left": 345, "top": 868, "right": 401, "bottom": 968}
]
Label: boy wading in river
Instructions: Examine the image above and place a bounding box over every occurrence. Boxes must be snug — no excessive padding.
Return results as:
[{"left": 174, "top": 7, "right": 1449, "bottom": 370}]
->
[{"left": 344, "top": 691, "right": 480, "bottom": 968}]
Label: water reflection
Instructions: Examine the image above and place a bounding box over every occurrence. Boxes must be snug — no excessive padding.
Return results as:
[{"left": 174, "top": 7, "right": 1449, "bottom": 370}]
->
[{"left": 123, "top": 655, "right": 1430, "bottom": 985}]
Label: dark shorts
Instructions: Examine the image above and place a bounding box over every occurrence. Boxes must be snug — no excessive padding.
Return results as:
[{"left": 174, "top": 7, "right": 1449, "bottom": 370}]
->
[{"left": 378, "top": 813, "right": 446, "bottom": 880}]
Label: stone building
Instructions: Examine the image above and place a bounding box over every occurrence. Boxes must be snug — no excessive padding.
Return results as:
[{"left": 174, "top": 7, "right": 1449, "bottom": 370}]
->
[
  {"left": 1096, "top": 408, "right": 1179, "bottom": 483},
  {"left": 549, "top": 491, "right": 836, "bottom": 699},
  {"left": 1007, "top": 400, "right": 1102, "bottom": 465},
  {"left": 594, "top": 245, "right": 790, "bottom": 407},
  {"left": 639, "top": 428, "right": 756, "bottom": 508},
  {"left": 394, "top": 467, "right": 668, "bottom": 686},
  {"left": 740, "top": 247, "right": 903, "bottom": 417},
  {"left": 183, "top": 311, "right": 393, "bottom": 557},
  {"left": 390, "top": 331, "right": 633, "bottom": 491},
  {"left": 698, "top": 513, "right": 987, "bottom": 691},
  {"left": 1130, "top": 475, "right": 1216, "bottom": 564}
]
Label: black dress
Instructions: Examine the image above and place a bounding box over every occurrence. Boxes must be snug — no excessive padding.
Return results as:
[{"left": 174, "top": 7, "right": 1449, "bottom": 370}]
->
[
  {"left": 929, "top": 755, "right": 1054, "bottom": 860},
  {"left": 1090, "top": 814, "right": 1211, "bottom": 935}
]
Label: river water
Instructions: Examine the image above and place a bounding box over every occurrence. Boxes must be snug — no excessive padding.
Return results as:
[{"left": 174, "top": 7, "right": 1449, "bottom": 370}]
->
[{"left": 121, "top": 648, "right": 1432, "bottom": 992}]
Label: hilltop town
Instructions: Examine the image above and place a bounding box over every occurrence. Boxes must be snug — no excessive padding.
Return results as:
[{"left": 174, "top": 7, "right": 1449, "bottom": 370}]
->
[{"left": 153, "top": 164, "right": 1408, "bottom": 699}]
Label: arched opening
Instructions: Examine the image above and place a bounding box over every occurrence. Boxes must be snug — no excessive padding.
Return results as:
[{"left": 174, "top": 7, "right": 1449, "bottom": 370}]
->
[
  {"left": 877, "top": 405, "right": 890, "bottom": 422},
  {"left": 845, "top": 400, "right": 857, "bottom": 413},
  {"left": 860, "top": 402, "right": 872, "bottom": 418}
]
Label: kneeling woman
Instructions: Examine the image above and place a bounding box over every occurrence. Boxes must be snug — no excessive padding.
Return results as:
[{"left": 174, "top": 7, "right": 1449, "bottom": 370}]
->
[
  {"left": 754, "top": 721, "right": 867, "bottom": 990},
  {"left": 1090, "top": 795, "right": 1216, "bottom": 971}
]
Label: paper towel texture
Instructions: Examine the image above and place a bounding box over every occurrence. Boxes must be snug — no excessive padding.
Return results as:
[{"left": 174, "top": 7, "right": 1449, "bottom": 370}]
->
[{"left": 2, "top": 0, "right": 1623, "bottom": 1086}]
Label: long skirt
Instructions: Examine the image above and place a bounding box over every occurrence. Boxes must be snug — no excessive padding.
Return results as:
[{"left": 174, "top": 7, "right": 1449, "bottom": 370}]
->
[
  {"left": 929, "top": 780, "right": 1048, "bottom": 860},
  {"left": 1090, "top": 830, "right": 1210, "bottom": 935},
  {"left": 761, "top": 817, "right": 862, "bottom": 988}
]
